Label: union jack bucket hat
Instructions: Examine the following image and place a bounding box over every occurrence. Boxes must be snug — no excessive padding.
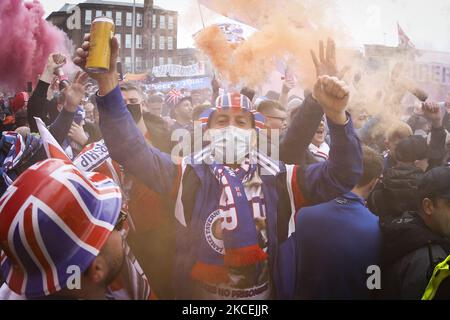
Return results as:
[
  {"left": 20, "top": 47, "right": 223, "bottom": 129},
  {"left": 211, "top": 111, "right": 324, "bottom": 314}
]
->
[
  {"left": 0, "top": 158, "right": 122, "bottom": 298},
  {"left": 198, "top": 92, "right": 265, "bottom": 130}
]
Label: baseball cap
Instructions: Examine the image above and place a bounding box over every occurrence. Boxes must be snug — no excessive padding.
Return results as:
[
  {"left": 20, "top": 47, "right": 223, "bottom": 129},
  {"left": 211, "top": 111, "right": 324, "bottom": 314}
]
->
[
  {"left": 395, "top": 135, "right": 429, "bottom": 163},
  {"left": 419, "top": 166, "right": 450, "bottom": 199}
]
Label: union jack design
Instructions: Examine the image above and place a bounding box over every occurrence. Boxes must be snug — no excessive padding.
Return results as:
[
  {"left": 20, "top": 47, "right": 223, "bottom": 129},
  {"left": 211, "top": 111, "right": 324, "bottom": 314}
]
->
[
  {"left": 198, "top": 93, "right": 265, "bottom": 130},
  {"left": 1, "top": 131, "right": 25, "bottom": 186},
  {"left": 165, "top": 88, "right": 183, "bottom": 106},
  {"left": 0, "top": 159, "right": 121, "bottom": 298}
]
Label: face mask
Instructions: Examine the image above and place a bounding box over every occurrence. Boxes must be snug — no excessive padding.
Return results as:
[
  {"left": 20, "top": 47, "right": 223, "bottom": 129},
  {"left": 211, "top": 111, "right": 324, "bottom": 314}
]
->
[
  {"left": 127, "top": 103, "right": 142, "bottom": 123},
  {"left": 208, "top": 126, "right": 254, "bottom": 164}
]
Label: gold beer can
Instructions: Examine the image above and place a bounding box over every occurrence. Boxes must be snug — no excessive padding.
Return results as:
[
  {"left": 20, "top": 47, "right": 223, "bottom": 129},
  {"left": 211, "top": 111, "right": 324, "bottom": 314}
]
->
[{"left": 86, "top": 16, "right": 115, "bottom": 73}]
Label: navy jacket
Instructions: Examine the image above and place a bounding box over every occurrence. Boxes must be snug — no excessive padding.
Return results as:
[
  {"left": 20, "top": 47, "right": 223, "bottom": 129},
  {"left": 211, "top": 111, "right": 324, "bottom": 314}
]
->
[
  {"left": 96, "top": 86, "right": 363, "bottom": 299},
  {"left": 293, "top": 192, "right": 381, "bottom": 299}
]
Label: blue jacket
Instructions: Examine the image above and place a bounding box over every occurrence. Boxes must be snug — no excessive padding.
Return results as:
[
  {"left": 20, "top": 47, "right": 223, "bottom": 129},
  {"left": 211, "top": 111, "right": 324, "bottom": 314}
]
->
[
  {"left": 294, "top": 192, "right": 381, "bottom": 299},
  {"left": 96, "top": 86, "right": 363, "bottom": 299}
]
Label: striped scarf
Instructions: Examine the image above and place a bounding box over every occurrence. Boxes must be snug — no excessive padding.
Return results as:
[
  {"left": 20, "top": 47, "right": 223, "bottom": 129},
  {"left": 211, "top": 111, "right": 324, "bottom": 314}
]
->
[
  {"left": 191, "top": 156, "right": 268, "bottom": 284},
  {"left": 308, "top": 142, "right": 330, "bottom": 162},
  {"left": 0, "top": 131, "right": 41, "bottom": 186}
]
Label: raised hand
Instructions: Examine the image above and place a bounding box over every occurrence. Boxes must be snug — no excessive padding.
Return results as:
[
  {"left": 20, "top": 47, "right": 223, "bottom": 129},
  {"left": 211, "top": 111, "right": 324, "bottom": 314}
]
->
[
  {"left": 41, "top": 53, "right": 67, "bottom": 84},
  {"left": 68, "top": 122, "right": 88, "bottom": 146},
  {"left": 422, "top": 101, "right": 445, "bottom": 128},
  {"left": 313, "top": 75, "right": 350, "bottom": 125},
  {"left": 62, "top": 71, "right": 89, "bottom": 113},
  {"left": 73, "top": 33, "right": 119, "bottom": 96},
  {"left": 310, "top": 38, "right": 349, "bottom": 79}
]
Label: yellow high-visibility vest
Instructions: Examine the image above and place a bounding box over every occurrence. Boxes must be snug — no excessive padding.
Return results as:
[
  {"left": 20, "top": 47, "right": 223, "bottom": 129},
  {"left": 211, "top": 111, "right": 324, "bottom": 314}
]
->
[{"left": 422, "top": 254, "right": 450, "bottom": 300}]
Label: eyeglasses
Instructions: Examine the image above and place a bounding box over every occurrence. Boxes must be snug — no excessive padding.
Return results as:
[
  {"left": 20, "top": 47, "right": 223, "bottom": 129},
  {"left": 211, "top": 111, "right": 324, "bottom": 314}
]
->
[{"left": 114, "top": 210, "right": 128, "bottom": 231}]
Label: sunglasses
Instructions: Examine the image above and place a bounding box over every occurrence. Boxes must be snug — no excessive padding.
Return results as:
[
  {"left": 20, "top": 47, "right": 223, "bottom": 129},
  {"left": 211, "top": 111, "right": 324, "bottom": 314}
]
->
[{"left": 114, "top": 210, "right": 128, "bottom": 231}]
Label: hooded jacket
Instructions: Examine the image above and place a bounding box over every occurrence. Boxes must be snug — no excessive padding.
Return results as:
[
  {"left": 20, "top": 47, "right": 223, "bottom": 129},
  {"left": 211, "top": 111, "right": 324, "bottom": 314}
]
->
[
  {"left": 368, "top": 164, "right": 424, "bottom": 217},
  {"left": 380, "top": 212, "right": 450, "bottom": 299}
]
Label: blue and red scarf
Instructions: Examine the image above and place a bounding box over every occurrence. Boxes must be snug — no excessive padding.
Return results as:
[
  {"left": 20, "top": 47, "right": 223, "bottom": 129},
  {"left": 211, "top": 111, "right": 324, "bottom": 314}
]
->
[{"left": 191, "top": 157, "right": 268, "bottom": 284}]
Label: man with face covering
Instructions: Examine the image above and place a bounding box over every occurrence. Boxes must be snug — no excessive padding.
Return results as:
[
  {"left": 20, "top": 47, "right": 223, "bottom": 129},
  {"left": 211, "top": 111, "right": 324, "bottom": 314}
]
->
[
  {"left": 116, "top": 83, "right": 175, "bottom": 298},
  {"left": 74, "top": 35, "right": 363, "bottom": 299},
  {"left": 120, "top": 84, "right": 148, "bottom": 137}
]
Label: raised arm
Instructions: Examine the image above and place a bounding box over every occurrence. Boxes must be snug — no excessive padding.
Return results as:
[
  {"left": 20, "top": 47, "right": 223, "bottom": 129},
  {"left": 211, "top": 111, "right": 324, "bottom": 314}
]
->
[
  {"left": 280, "top": 38, "right": 349, "bottom": 165},
  {"left": 422, "top": 102, "right": 448, "bottom": 169},
  {"left": 296, "top": 76, "right": 363, "bottom": 205},
  {"left": 74, "top": 34, "right": 179, "bottom": 195},
  {"left": 279, "top": 95, "right": 324, "bottom": 165},
  {"left": 28, "top": 54, "right": 66, "bottom": 133}
]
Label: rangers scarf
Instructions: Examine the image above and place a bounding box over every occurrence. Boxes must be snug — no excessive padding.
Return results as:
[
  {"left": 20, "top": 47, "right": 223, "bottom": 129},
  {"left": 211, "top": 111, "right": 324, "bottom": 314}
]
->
[{"left": 191, "top": 156, "right": 268, "bottom": 284}]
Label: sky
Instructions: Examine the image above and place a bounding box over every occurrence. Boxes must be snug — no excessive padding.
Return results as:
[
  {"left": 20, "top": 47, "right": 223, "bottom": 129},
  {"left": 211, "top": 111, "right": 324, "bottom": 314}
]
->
[{"left": 39, "top": 0, "right": 450, "bottom": 52}]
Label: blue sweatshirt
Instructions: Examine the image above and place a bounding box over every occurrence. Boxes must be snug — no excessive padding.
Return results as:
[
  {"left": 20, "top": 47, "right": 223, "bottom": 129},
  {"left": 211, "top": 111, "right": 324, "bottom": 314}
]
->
[{"left": 294, "top": 192, "right": 381, "bottom": 299}]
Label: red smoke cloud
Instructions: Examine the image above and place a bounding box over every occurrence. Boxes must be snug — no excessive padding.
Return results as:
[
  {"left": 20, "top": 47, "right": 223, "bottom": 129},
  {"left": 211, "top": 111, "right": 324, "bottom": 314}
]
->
[{"left": 0, "top": 0, "right": 72, "bottom": 92}]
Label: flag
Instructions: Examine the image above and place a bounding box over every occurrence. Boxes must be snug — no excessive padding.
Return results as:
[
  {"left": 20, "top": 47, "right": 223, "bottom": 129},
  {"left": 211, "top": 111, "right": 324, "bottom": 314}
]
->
[
  {"left": 397, "top": 23, "right": 415, "bottom": 49},
  {"left": 166, "top": 88, "right": 184, "bottom": 106},
  {"left": 198, "top": 0, "right": 261, "bottom": 28},
  {"left": 216, "top": 23, "right": 245, "bottom": 43},
  {"left": 34, "top": 117, "right": 71, "bottom": 162}
]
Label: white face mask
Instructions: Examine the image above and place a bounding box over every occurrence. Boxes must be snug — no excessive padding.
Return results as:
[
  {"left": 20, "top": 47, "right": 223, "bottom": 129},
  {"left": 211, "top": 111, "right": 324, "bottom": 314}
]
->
[{"left": 208, "top": 126, "right": 255, "bottom": 164}]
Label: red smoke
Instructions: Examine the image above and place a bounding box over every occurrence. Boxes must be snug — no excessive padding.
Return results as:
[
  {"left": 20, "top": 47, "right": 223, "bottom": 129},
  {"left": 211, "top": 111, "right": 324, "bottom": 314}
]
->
[{"left": 0, "top": 0, "right": 72, "bottom": 92}]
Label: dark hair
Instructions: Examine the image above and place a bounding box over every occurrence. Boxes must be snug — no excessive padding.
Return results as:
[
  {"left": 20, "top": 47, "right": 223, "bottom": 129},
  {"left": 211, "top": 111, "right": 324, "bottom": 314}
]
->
[
  {"left": 192, "top": 104, "right": 210, "bottom": 121},
  {"left": 257, "top": 100, "right": 284, "bottom": 114},
  {"left": 119, "top": 83, "right": 144, "bottom": 98},
  {"left": 240, "top": 87, "right": 256, "bottom": 101},
  {"left": 265, "top": 90, "right": 280, "bottom": 101},
  {"left": 395, "top": 135, "right": 428, "bottom": 162},
  {"left": 357, "top": 146, "right": 384, "bottom": 187},
  {"left": 148, "top": 94, "right": 164, "bottom": 104},
  {"left": 170, "top": 96, "right": 192, "bottom": 119}
]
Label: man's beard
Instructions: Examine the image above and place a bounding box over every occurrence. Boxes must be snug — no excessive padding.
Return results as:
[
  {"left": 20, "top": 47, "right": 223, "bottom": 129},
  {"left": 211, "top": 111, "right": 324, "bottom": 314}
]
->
[{"left": 100, "top": 246, "right": 126, "bottom": 288}]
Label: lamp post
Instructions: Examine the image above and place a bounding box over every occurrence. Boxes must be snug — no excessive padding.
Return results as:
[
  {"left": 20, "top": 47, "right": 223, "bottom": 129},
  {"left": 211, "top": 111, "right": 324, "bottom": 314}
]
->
[{"left": 131, "top": 0, "right": 136, "bottom": 73}]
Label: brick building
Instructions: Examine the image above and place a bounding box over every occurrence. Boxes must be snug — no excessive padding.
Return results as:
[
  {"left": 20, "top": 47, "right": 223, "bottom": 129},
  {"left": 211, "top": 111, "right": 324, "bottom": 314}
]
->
[{"left": 46, "top": 0, "right": 178, "bottom": 73}]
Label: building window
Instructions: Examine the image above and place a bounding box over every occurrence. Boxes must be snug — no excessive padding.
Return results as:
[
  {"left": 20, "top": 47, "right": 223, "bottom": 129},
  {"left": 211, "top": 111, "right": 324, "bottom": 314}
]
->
[
  {"left": 115, "top": 11, "right": 122, "bottom": 26},
  {"left": 160, "top": 15, "right": 165, "bottom": 29},
  {"left": 126, "top": 12, "right": 132, "bottom": 26},
  {"left": 159, "top": 57, "right": 165, "bottom": 66},
  {"left": 115, "top": 33, "right": 121, "bottom": 48},
  {"left": 136, "top": 13, "right": 143, "bottom": 27},
  {"left": 152, "top": 14, "right": 156, "bottom": 28},
  {"left": 85, "top": 10, "right": 92, "bottom": 25},
  {"left": 95, "top": 10, "right": 102, "bottom": 17},
  {"left": 136, "top": 56, "right": 143, "bottom": 71},
  {"left": 168, "top": 16, "right": 174, "bottom": 30},
  {"left": 159, "top": 36, "right": 165, "bottom": 50},
  {"left": 105, "top": 11, "right": 112, "bottom": 18},
  {"left": 136, "top": 35, "right": 142, "bottom": 49},
  {"left": 151, "top": 35, "right": 155, "bottom": 50},
  {"left": 152, "top": 56, "right": 156, "bottom": 67},
  {"left": 125, "top": 34, "right": 132, "bottom": 49},
  {"left": 167, "top": 57, "right": 173, "bottom": 65},
  {"left": 167, "top": 37, "right": 173, "bottom": 50},
  {"left": 125, "top": 57, "right": 132, "bottom": 72}
]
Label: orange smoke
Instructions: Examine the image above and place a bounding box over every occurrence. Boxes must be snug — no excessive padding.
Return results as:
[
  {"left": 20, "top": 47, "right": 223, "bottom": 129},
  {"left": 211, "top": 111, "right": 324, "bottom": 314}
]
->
[{"left": 194, "top": 0, "right": 344, "bottom": 88}]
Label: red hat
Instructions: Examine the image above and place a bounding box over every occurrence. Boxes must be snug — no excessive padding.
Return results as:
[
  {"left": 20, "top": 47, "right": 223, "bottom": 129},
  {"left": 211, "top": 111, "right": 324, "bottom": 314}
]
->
[{"left": 11, "top": 92, "right": 29, "bottom": 114}]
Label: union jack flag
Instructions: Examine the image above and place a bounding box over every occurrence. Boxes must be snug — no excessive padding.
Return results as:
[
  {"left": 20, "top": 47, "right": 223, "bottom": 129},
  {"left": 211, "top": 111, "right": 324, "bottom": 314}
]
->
[
  {"left": 165, "top": 88, "right": 183, "bottom": 106},
  {"left": 0, "top": 159, "right": 121, "bottom": 298},
  {"left": 398, "top": 23, "right": 415, "bottom": 49}
]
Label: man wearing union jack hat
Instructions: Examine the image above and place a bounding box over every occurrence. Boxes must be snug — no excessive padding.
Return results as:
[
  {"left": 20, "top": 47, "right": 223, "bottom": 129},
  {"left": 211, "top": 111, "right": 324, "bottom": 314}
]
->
[
  {"left": 74, "top": 35, "right": 363, "bottom": 299},
  {"left": 0, "top": 159, "right": 129, "bottom": 299}
]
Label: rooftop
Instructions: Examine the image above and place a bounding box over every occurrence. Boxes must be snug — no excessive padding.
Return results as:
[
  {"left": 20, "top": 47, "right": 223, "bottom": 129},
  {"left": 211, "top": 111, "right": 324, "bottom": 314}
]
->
[{"left": 56, "top": 0, "right": 175, "bottom": 13}]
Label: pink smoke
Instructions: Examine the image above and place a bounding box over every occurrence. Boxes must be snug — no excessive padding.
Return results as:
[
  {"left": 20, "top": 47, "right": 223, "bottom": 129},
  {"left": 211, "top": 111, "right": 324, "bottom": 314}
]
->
[{"left": 0, "top": 0, "right": 73, "bottom": 92}]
